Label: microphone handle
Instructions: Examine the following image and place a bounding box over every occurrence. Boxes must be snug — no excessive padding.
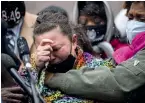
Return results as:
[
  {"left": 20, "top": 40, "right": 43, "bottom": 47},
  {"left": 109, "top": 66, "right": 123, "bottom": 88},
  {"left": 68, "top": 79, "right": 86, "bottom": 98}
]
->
[
  {"left": 27, "top": 68, "right": 39, "bottom": 103},
  {"left": 9, "top": 68, "right": 32, "bottom": 96},
  {"left": 26, "top": 68, "right": 45, "bottom": 103}
]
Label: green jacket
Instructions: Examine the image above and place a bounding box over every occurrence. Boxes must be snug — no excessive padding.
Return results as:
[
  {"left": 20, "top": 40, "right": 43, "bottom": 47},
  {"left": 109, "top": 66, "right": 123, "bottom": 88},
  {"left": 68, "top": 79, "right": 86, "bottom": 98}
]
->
[{"left": 45, "top": 48, "right": 145, "bottom": 103}]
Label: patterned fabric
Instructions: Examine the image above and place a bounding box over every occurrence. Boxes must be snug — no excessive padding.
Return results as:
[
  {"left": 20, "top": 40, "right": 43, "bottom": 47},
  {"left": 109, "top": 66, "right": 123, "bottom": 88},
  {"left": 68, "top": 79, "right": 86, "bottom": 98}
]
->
[{"left": 20, "top": 48, "right": 113, "bottom": 103}]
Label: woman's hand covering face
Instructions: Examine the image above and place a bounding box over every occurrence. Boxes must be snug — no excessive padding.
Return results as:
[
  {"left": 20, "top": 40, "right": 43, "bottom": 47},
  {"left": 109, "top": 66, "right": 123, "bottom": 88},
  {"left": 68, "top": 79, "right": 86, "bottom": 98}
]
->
[{"left": 35, "top": 39, "right": 54, "bottom": 69}]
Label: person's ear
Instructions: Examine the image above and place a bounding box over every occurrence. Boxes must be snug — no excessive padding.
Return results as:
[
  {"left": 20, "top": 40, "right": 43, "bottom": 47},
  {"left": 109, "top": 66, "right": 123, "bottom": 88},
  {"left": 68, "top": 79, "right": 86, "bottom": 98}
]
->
[{"left": 72, "top": 34, "right": 77, "bottom": 44}]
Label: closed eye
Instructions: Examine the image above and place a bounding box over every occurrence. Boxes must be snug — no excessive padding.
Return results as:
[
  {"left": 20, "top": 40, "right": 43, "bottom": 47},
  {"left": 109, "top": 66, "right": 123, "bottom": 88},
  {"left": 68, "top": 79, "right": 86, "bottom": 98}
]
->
[
  {"left": 53, "top": 47, "right": 61, "bottom": 52},
  {"left": 128, "top": 13, "right": 134, "bottom": 20}
]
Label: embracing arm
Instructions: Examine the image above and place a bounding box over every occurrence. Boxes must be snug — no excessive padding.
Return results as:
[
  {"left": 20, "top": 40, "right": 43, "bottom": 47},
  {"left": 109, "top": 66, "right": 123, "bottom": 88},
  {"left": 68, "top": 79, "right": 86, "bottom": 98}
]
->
[{"left": 45, "top": 48, "right": 145, "bottom": 102}]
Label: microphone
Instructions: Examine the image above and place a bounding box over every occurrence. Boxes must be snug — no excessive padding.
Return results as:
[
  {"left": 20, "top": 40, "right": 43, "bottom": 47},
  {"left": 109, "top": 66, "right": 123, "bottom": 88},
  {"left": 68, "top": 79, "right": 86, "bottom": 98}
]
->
[
  {"left": 17, "top": 37, "right": 31, "bottom": 68},
  {"left": 17, "top": 37, "right": 45, "bottom": 103},
  {"left": 1, "top": 53, "right": 32, "bottom": 96},
  {"left": 1, "top": 19, "right": 21, "bottom": 67},
  {"left": 1, "top": 19, "right": 7, "bottom": 38}
]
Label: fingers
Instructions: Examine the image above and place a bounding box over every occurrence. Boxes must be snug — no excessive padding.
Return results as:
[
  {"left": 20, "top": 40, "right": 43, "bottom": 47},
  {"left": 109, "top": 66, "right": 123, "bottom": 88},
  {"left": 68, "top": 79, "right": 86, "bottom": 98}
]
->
[
  {"left": 2, "top": 87, "right": 25, "bottom": 103},
  {"left": 36, "top": 46, "right": 52, "bottom": 67},
  {"left": 35, "top": 39, "right": 54, "bottom": 68},
  {"left": 37, "top": 51, "right": 51, "bottom": 56},
  {"left": 4, "top": 98, "right": 22, "bottom": 103},
  {"left": 8, "top": 93, "right": 24, "bottom": 99},
  {"left": 37, "top": 45, "right": 53, "bottom": 52},
  {"left": 40, "top": 39, "right": 54, "bottom": 46},
  {"left": 6, "top": 86, "right": 22, "bottom": 92},
  {"left": 37, "top": 55, "right": 51, "bottom": 63},
  {"left": 2, "top": 92, "right": 24, "bottom": 103}
]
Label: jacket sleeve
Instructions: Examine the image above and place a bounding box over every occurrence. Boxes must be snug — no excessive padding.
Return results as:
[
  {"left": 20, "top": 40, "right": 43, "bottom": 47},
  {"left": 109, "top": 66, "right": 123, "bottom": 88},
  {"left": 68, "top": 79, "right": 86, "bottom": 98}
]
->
[{"left": 45, "top": 48, "right": 145, "bottom": 103}]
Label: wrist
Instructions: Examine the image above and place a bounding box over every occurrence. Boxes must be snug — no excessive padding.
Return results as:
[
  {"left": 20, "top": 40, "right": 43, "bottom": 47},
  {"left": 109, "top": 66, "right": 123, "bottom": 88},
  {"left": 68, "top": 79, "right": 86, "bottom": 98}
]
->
[{"left": 31, "top": 52, "right": 45, "bottom": 70}]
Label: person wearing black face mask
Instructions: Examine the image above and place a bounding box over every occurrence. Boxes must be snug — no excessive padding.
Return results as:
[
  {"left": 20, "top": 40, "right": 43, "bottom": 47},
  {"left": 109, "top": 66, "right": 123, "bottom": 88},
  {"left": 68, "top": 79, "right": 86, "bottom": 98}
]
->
[
  {"left": 76, "top": 1, "right": 114, "bottom": 59},
  {"left": 78, "top": 1, "right": 107, "bottom": 45},
  {"left": 20, "top": 12, "right": 113, "bottom": 102}
]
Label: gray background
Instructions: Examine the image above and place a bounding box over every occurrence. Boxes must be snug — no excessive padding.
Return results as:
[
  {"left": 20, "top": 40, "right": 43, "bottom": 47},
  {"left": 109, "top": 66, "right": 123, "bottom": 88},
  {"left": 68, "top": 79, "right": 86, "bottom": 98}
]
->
[{"left": 25, "top": 1, "right": 124, "bottom": 20}]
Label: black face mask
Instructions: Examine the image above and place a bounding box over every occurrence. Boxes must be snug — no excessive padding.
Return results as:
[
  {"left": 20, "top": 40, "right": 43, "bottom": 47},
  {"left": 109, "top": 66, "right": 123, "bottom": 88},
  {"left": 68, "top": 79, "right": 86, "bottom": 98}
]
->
[
  {"left": 86, "top": 24, "right": 107, "bottom": 45},
  {"left": 47, "top": 54, "right": 76, "bottom": 73}
]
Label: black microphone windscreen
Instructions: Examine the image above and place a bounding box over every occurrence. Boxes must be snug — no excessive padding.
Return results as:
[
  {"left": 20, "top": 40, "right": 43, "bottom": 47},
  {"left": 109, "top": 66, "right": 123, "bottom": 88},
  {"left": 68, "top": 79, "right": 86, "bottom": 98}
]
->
[
  {"left": 1, "top": 19, "right": 8, "bottom": 53},
  {"left": 1, "top": 53, "right": 17, "bottom": 70},
  {"left": 17, "top": 37, "right": 30, "bottom": 59},
  {"left": 1, "top": 19, "right": 8, "bottom": 37}
]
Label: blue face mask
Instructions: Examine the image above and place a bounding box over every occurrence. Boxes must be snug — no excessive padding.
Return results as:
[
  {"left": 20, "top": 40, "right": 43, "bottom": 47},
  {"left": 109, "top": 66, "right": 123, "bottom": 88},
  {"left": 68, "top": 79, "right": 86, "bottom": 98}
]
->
[{"left": 126, "top": 20, "right": 145, "bottom": 43}]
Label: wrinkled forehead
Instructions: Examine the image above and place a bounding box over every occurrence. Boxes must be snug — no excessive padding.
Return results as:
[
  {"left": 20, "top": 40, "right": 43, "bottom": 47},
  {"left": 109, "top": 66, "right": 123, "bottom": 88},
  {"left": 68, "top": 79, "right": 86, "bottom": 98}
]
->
[{"left": 129, "top": 2, "right": 145, "bottom": 12}]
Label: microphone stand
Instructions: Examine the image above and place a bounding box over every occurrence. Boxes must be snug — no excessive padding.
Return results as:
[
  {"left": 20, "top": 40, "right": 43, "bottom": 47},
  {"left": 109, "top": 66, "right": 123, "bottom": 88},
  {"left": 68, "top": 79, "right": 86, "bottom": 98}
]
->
[{"left": 26, "top": 67, "right": 45, "bottom": 103}]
